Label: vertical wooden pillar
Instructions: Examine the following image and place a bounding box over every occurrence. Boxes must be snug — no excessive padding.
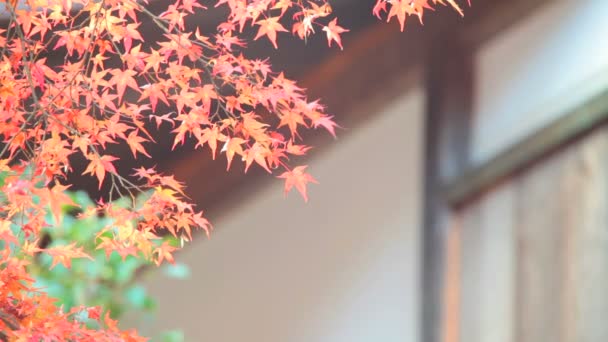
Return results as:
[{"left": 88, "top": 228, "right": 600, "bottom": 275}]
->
[{"left": 422, "top": 36, "right": 473, "bottom": 342}]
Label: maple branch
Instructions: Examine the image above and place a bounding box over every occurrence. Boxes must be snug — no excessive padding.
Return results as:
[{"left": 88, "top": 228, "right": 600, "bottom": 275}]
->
[
  {"left": 0, "top": 308, "right": 19, "bottom": 341},
  {"left": 137, "top": 4, "right": 244, "bottom": 121}
]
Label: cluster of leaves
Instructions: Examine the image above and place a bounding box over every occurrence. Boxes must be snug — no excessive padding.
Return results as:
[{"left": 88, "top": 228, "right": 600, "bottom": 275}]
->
[
  {"left": 0, "top": 0, "right": 468, "bottom": 339},
  {"left": 373, "top": 0, "right": 469, "bottom": 31},
  {"left": 29, "top": 190, "right": 187, "bottom": 341},
  {"left": 0, "top": 168, "right": 187, "bottom": 340}
]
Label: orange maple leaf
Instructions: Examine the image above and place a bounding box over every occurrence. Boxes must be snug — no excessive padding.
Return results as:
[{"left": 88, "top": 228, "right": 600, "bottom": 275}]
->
[
  {"left": 272, "top": 0, "right": 293, "bottom": 16},
  {"left": 286, "top": 141, "right": 312, "bottom": 156},
  {"left": 45, "top": 243, "right": 93, "bottom": 269},
  {"left": 312, "top": 115, "right": 339, "bottom": 138},
  {"left": 278, "top": 110, "right": 306, "bottom": 138},
  {"left": 34, "top": 183, "right": 77, "bottom": 225},
  {"left": 387, "top": 0, "right": 423, "bottom": 31},
  {"left": 254, "top": 17, "right": 288, "bottom": 49},
  {"left": 126, "top": 130, "right": 151, "bottom": 159},
  {"left": 221, "top": 137, "right": 245, "bottom": 171},
  {"left": 109, "top": 68, "right": 139, "bottom": 102},
  {"left": 322, "top": 18, "right": 349, "bottom": 50},
  {"left": 244, "top": 142, "right": 271, "bottom": 173},
  {"left": 83, "top": 154, "right": 119, "bottom": 188},
  {"left": 195, "top": 126, "right": 223, "bottom": 159},
  {"left": 381, "top": 0, "right": 466, "bottom": 31},
  {"left": 277, "top": 165, "right": 318, "bottom": 202},
  {"left": 154, "top": 241, "right": 177, "bottom": 266}
]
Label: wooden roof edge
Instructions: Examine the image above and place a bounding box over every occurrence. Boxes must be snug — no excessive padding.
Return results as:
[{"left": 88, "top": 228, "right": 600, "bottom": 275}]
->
[{"left": 167, "top": 20, "right": 427, "bottom": 222}]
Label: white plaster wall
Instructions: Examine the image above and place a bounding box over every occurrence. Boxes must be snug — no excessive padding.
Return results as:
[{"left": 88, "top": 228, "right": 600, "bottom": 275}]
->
[
  {"left": 134, "top": 88, "right": 425, "bottom": 342},
  {"left": 472, "top": 0, "right": 608, "bottom": 164}
]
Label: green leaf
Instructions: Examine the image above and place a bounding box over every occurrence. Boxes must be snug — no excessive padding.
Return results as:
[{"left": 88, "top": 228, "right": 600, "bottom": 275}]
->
[
  {"left": 112, "top": 255, "right": 140, "bottom": 284},
  {"left": 162, "top": 263, "right": 190, "bottom": 279},
  {"left": 69, "top": 190, "right": 95, "bottom": 209},
  {"left": 143, "top": 295, "right": 157, "bottom": 311},
  {"left": 125, "top": 285, "right": 147, "bottom": 309},
  {"left": 0, "top": 170, "right": 8, "bottom": 187},
  {"left": 159, "top": 330, "right": 185, "bottom": 342}
]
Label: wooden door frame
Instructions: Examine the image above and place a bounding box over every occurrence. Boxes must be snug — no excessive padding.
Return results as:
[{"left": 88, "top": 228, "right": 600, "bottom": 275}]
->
[{"left": 422, "top": 1, "right": 608, "bottom": 342}]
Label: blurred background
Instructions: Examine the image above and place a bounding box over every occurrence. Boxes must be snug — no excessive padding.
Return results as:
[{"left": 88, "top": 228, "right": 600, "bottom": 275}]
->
[{"left": 119, "top": 0, "right": 608, "bottom": 341}]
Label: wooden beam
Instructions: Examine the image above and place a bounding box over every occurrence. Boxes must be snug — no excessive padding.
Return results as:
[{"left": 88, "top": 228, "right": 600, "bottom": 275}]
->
[
  {"left": 444, "top": 89, "right": 608, "bottom": 208},
  {"left": 458, "top": 0, "right": 552, "bottom": 48}
]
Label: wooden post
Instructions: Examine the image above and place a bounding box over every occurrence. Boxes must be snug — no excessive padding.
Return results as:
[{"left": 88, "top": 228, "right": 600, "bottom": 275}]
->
[{"left": 422, "top": 35, "right": 474, "bottom": 342}]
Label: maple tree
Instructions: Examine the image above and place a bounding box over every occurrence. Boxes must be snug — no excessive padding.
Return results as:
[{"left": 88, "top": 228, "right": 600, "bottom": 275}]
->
[{"left": 0, "top": 0, "right": 468, "bottom": 339}]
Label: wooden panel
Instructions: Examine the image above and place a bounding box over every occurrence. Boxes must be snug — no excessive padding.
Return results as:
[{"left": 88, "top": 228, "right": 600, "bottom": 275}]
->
[
  {"left": 456, "top": 183, "right": 516, "bottom": 342},
  {"left": 456, "top": 125, "right": 608, "bottom": 342},
  {"left": 515, "top": 150, "right": 565, "bottom": 342},
  {"left": 559, "top": 127, "right": 608, "bottom": 342},
  {"left": 514, "top": 125, "right": 608, "bottom": 342},
  {"left": 477, "top": 185, "right": 516, "bottom": 342},
  {"left": 458, "top": 204, "right": 482, "bottom": 342}
]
